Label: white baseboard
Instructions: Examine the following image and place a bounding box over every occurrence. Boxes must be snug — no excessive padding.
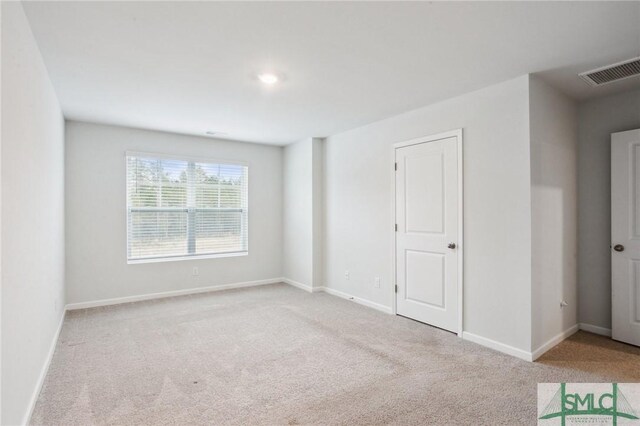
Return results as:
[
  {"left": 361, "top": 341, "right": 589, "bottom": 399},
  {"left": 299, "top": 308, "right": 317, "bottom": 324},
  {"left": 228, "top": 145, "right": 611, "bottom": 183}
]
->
[
  {"left": 579, "top": 322, "right": 612, "bottom": 337},
  {"left": 282, "top": 278, "right": 314, "bottom": 293},
  {"left": 464, "top": 324, "right": 582, "bottom": 362},
  {"left": 316, "top": 286, "right": 393, "bottom": 314},
  {"left": 461, "top": 331, "right": 533, "bottom": 362},
  {"left": 65, "top": 277, "right": 284, "bottom": 310},
  {"left": 24, "top": 309, "right": 66, "bottom": 425},
  {"left": 531, "top": 324, "right": 580, "bottom": 361}
]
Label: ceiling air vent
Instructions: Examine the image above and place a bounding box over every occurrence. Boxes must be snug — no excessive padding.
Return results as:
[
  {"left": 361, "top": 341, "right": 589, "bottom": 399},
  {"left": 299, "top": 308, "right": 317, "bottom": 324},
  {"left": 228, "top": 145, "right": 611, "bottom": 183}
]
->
[{"left": 579, "top": 57, "right": 640, "bottom": 86}]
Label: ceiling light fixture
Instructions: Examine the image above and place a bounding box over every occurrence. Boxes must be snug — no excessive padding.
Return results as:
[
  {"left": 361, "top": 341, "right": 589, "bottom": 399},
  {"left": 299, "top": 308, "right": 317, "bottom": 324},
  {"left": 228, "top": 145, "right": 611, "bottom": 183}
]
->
[{"left": 258, "top": 73, "right": 279, "bottom": 85}]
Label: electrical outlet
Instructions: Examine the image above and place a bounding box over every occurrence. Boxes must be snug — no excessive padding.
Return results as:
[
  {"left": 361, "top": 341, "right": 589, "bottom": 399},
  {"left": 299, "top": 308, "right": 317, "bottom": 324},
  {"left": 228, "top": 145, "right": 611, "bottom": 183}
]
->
[
  {"left": 192, "top": 267, "right": 199, "bottom": 276},
  {"left": 374, "top": 277, "right": 381, "bottom": 288},
  {"left": 345, "top": 270, "right": 350, "bottom": 280}
]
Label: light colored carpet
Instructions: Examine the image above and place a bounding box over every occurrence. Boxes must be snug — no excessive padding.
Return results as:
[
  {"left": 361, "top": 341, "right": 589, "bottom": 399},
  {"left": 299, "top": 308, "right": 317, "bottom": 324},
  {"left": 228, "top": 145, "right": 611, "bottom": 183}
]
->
[{"left": 32, "top": 283, "right": 640, "bottom": 425}]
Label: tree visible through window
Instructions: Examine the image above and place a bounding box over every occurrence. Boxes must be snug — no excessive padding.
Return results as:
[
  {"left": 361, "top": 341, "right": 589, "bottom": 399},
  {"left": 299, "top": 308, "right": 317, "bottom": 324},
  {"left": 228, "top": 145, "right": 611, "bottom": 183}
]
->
[{"left": 126, "top": 154, "right": 248, "bottom": 262}]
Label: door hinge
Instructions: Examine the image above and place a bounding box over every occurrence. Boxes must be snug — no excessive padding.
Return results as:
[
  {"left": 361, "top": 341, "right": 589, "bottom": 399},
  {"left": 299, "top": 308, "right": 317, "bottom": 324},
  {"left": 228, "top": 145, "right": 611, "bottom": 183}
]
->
[
  {"left": 395, "top": 284, "right": 398, "bottom": 293},
  {"left": 394, "top": 162, "right": 397, "bottom": 171},
  {"left": 395, "top": 224, "right": 398, "bottom": 232}
]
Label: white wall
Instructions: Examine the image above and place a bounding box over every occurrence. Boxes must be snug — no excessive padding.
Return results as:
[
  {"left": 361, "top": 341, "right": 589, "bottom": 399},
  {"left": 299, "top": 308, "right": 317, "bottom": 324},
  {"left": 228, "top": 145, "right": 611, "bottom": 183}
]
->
[
  {"left": 1, "top": 3, "right": 66, "bottom": 424},
  {"left": 323, "top": 76, "right": 533, "bottom": 352},
  {"left": 283, "top": 139, "right": 313, "bottom": 287},
  {"left": 1, "top": 2, "right": 3, "bottom": 419},
  {"left": 65, "top": 121, "right": 283, "bottom": 304},
  {"left": 529, "top": 76, "right": 578, "bottom": 351},
  {"left": 578, "top": 89, "right": 640, "bottom": 331},
  {"left": 283, "top": 138, "right": 323, "bottom": 289},
  {"left": 312, "top": 139, "right": 323, "bottom": 288}
]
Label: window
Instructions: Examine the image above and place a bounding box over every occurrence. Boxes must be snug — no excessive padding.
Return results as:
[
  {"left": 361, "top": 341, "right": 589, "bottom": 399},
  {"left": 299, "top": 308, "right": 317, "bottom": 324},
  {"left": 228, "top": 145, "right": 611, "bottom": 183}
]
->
[{"left": 126, "top": 153, "right": 248, "bottom": 263}]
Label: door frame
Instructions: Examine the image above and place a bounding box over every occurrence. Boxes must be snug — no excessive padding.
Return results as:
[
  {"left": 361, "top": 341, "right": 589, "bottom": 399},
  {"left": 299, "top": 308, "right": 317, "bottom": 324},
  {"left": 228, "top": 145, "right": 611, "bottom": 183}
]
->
[{"left": 391, "top": 129, "right": 464, "bottom": 336}]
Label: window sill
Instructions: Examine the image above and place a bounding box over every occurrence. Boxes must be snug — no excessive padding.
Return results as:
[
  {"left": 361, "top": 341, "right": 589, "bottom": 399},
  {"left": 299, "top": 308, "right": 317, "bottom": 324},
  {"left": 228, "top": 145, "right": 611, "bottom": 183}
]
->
[{"left": 127, "top": 251, "right": 248, "bottom": 265}]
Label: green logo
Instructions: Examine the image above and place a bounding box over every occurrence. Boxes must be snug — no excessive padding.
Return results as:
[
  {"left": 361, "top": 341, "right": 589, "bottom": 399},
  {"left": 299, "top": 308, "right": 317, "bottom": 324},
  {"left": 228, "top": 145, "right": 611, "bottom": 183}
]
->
[{"left": 539, "top": 383, "right": 639, "bottom": 425}]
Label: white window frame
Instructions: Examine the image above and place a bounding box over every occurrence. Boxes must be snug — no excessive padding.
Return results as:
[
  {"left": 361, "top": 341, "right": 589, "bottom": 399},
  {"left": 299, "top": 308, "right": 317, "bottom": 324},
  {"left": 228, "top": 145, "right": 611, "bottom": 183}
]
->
[{"left": 125, "top": 151, "right": 249, "bottom": 264}]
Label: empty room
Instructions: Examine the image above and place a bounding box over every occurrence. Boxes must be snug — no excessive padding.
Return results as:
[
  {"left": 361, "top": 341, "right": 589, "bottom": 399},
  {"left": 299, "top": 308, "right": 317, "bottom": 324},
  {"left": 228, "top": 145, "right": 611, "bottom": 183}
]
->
[{"left": 2, "top": 1, "right": 640, "bottom": 425}]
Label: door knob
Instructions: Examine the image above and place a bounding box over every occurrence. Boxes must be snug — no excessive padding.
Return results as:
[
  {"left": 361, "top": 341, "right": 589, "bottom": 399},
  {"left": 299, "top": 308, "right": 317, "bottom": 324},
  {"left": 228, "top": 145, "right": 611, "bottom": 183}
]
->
[
  {"left": 613, "top": 244, "right": 625, "bottom": 252},
  {"left": 448, "top": 243, "right": 456, "bottom": 249}
]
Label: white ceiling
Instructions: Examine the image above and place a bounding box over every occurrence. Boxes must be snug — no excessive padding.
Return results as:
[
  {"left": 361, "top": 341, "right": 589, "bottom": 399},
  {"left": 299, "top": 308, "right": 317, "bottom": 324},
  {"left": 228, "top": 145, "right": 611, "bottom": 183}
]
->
[{"left": 22, "top": 1, "right": 640, "bottom": 145}]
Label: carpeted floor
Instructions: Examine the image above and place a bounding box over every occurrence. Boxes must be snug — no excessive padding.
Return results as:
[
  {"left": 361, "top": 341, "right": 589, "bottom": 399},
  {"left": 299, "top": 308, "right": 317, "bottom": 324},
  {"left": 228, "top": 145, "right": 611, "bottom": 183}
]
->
[{"left": 31, "top": 283, "right": 640, "bottom": 425}]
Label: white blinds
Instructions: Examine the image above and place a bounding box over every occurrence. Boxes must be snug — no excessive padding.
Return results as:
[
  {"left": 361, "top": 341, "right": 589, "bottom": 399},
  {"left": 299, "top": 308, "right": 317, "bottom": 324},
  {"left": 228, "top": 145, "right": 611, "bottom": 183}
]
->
[{"left": 126, "top": 154, "right": 248, "bottom": 261}]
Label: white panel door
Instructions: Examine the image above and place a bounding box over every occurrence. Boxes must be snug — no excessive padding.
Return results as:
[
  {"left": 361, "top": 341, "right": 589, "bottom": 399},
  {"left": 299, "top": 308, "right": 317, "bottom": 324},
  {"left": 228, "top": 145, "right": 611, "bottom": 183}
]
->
[
  {"left": 395, "top": 135, "right": 459, "bottom": 333},
  {"left": 612, "top": 129, "right": 640, "bottom": 347}
]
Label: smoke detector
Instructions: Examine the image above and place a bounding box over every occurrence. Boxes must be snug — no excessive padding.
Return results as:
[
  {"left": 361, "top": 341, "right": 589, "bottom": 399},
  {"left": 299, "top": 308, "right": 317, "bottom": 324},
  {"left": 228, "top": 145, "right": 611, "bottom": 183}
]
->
[{"left": 205, "top": 131, "right": 227, "bottom": 137}]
